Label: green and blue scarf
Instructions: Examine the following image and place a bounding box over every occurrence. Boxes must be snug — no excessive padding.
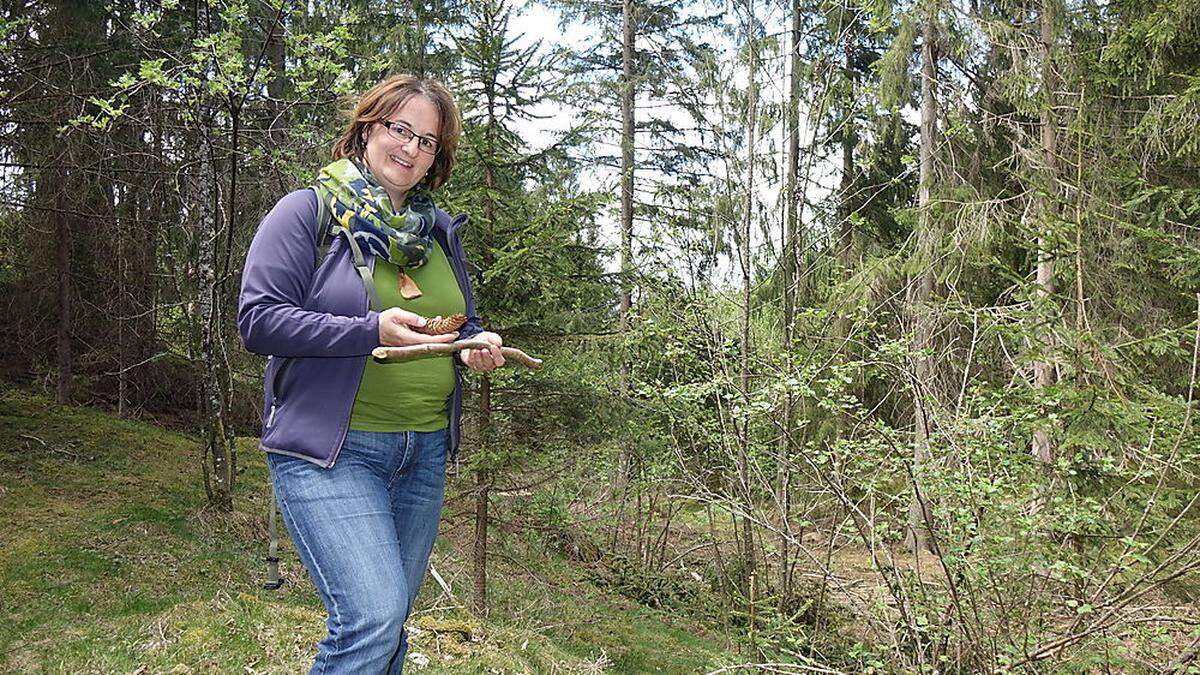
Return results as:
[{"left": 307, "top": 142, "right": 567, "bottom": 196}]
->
[{"left": 313, "top": 157, "right": 437, "bottom": 270}]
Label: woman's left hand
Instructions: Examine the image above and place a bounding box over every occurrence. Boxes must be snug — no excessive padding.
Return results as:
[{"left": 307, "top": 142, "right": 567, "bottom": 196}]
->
[{"left": 459, "top": 331, "right": 505, "bottom": 372}]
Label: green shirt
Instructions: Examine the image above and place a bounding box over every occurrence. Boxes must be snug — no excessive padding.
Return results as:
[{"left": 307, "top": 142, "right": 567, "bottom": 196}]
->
[{"left": 349, "top": 242, "right": 466, "bottom": 432}]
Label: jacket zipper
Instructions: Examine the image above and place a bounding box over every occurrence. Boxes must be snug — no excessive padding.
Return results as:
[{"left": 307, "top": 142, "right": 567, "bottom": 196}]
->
[
  {"left": 266, "top": 356, "right": 277, "bottom": 427},
  {"left": 445, "top": 215, "right": 471, "bottom": 462},
  {"left": 266, "top": 355, "right": 293, "bottom": 429},
  {"left": 328, "top": 360, "right": 367, "bottom": 469},
  {"left": 326, "top": 250, "right": 374, "bottom": 469}
]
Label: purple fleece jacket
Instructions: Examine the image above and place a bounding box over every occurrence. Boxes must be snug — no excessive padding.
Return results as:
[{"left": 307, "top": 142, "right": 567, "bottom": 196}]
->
[{"left": 237, "top": 188, "right": 482, "bottom": 468}]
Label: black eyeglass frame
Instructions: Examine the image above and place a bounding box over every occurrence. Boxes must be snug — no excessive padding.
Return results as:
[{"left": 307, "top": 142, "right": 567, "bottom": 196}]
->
[{"left": 380, "top": 120, "right": 440, "bottom": 155}]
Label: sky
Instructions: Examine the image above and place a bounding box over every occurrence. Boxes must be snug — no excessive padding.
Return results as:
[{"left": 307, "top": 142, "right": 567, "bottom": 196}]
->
[{"left": 494, "top": 0, "right": 844, "bottom": 288}]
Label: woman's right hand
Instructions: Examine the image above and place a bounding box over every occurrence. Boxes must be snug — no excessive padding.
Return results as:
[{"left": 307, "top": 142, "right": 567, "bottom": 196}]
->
[{"left": 378, "top": 308, "right": 459, "bottom": 347}]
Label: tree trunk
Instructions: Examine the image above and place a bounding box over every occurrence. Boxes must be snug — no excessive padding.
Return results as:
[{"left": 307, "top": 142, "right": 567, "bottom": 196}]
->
[
  {"left": 615, "top": 0, "right": 637, "bottom": 490},
  {"left": 777, "top": 0, "right": 803, "bottom": 611},
  {"left": 116, "top": 181, "right": 128, "bottom": 418},
  {"left": 835, "top": 19, "right": 857, "bottom": 345},
  {"left": 414, "top": 0, "right": 428, "bottom": 78},
  {"left": 54, "top": 188, "right": 71, "bottom": 405},
  {"left": 1032, "top": 0, "right": 1059, "bottom": 470},
  {"left": 905, "top": 6, "right": 939, "bottom": 553},
  {"left": 619, "top": 0, "right": 635, "bottom": 335},
  {"left": 472, "top": 70, "right": 501, "bottom": 616},
  {"left": 737, "top": 0, "right": 759, "bottom": 583},
  {"left": 264, "top": 4, "right": 287, "bottom": 195},
  {"left": 472, "top": 374, "right": 492, "bottom": 617},
  {"left": 198, "top": 142, "right": 233, "bottom": 511},
  {"left": 835, "top": 15, "right": 859, "bottom": 440}
]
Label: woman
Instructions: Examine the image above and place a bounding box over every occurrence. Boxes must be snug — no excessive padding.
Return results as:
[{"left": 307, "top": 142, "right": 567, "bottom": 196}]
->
[{"left": 237, "top": 74, "right": 504, "bottom": 674}]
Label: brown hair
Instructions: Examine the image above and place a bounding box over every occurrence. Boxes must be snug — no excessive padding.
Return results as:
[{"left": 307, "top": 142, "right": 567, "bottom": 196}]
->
[{"left": 331, "top": 74, "right": 461, "bottom": 191}]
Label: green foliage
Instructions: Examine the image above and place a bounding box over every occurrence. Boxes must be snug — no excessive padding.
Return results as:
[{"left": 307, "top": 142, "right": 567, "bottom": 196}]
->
[{"left": 875, "top": 14, "right": 917, "bottom": 110}]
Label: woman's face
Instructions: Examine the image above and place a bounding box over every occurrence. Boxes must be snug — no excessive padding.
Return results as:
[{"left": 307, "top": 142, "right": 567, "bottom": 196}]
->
[{"left": 362, "top": 95, "right": 441, "bottom": 205}]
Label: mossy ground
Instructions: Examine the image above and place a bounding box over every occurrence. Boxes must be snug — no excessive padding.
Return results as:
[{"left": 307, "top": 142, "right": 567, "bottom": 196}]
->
[{"left": 0, "top": 385, "right": 733, "bottom": 673}]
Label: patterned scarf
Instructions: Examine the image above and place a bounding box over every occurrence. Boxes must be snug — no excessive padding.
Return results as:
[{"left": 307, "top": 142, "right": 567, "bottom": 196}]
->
[{"left": 313, "top": 158, "right": 437, "bottom": 297}]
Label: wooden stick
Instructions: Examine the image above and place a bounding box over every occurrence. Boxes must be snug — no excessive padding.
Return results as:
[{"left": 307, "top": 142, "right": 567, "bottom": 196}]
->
[{"left": 371, "top": 339, "right": 544, "bottom": 370}]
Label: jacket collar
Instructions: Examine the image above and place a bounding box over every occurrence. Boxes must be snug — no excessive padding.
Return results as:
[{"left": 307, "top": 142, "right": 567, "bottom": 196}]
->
[{"left": 434, "top": 208, "right": 469, "bottom": 235}]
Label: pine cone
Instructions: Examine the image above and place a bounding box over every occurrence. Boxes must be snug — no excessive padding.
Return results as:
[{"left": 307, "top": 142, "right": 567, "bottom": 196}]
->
[{"left": 416, "top": 313, "right": 468, "bottom": 335}]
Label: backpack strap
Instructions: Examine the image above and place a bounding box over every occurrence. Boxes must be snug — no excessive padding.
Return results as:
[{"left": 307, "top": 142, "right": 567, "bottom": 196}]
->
[
  {"left": 311, "top": 187, "right": 334, "bottom": 267},
  {"left": 308, "top": 186, "right": 381, "bottom": 312},
  {"left": 342, "top": 227, "right": 382, "bottom": 312},
  {"left": 263, "top": 481, "right": 284, "bottom": 590}
]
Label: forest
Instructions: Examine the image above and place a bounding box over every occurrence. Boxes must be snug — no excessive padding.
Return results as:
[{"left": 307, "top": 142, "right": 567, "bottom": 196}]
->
[{"left": 1, "top": 0, "right": 1198, "bottom": 672}]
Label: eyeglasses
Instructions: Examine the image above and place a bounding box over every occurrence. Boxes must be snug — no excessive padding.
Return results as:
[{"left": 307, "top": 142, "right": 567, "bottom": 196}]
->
[{"left": 381, "top": 120, "right": 440, "bottom": 155}]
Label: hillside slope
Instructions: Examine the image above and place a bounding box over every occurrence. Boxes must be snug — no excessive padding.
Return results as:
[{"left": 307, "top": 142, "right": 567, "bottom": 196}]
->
[{"left": 0, "top": 385, "right": 734, "bottom": 674}]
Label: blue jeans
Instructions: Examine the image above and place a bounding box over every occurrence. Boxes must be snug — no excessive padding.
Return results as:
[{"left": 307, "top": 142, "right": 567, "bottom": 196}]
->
[{"left": 267, "top": 429, "right": 448, "bottom": 675}]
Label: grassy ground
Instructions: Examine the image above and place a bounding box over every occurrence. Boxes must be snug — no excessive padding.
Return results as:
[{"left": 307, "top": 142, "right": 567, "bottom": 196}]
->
[{"left": 0, "top": 384, "right": 734, "bottom": 674}]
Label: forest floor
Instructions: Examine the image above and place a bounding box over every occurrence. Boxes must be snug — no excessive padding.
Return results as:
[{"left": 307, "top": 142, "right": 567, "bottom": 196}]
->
[{"left": 0, "top": 383, "right": 738, "bottom": 674}]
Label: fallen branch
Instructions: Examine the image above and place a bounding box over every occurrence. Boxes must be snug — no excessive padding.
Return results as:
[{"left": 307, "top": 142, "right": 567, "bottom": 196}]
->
[
  {"left": 427, "top": 563, "right": 457, "bottom": 604},
  {"left": 372, "top": 339, "right": 544, "bottom": 370},
  {"left": 1165, "top": 631, "right": 1200, "bottom": 674}
]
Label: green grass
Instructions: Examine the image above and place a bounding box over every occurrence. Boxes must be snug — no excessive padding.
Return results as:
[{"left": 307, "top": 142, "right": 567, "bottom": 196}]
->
[{"left": 0, "top": 384, "right": 734, "bottom": 673}]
